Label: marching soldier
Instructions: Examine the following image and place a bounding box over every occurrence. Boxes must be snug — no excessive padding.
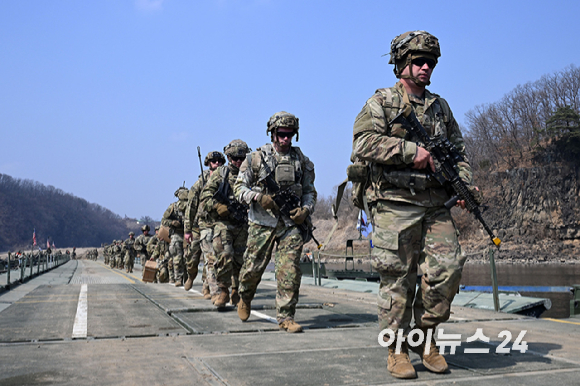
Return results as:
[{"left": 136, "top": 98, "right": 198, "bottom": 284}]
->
[
  {"left": 184, "top": 151, "right": 225, "bottom": 295},
  {"left": 352, "top": 31, "right": 474, "bottom": 378},
  {"left": 234, "top": 111, "right": 317, "bottom": 333},
  {"left": 199, "top": 140, "right": 251, "bottom": 308}
]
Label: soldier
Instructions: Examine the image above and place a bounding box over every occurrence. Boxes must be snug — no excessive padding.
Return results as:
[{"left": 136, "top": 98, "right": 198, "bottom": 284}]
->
[
  {"left": 114, "top": 240, "right": 124, "bottom": 270},
  {"left": 234, "top": 111, "right": 317, "bottom": 333},
  {"left": 123, "top": 232, "right": 136, "bottom": 273},
  {"left": 146, "top": 225, "right": 160, "bottom": 261},
  {"left": 184, "top": 151, "right": 225, "bottom": 296},
  {"left": 134, "top": 225, "right": 152, "bottom": 275},
  {"left": 148, "top": 226, "right": 170, "bottom": 283},
  {"left": 103, "top": 243, "right": 110, "bottom": 265},
  {"left": 351, "top": 31, "right": 475, "bottom": 378},
  {"left": 161, "top": 187, "right": 189, "bottom": 286},
  {"left": 199, "top": 140, "right": 251, "bottom": 308}
]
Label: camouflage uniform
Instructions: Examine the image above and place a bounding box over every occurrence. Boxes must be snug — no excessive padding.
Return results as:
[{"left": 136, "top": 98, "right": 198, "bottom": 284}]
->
[
  {"left": 134, "top": 225, "right": 152, "bottom": 268},
  {"left": 149, "top": 231, "right": 170, "bottom": 283},
  {"left": 123, "top": 233, "right": 136, "bottom": 273},
  {"left": 352, "top": 40, "right": 472, "bottom": 336},
  {"left": 200, "top": 140, "right": 251, "bottom": 305},
  {"left": 161, "top": 188, "right": 188, "bottom": 285},
  {"left": 114, "top": 241, "right": 123, "bottom": 269},
  {"left": 235, "top": 121, "right": 316, "bottom": 323},
  {"left": 184, "top": 170, "right": 212, "bottom": 292}
]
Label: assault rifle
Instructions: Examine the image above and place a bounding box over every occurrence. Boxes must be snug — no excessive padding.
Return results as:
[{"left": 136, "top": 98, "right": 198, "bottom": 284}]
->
[
  {"left": 197, "top": 146, "right": 205, "bottom": 186},
  {"left": 213, "top": 167, "right": 249, "bottom": 224},
  {"left": 390, "top": 105, "right": 501, "bottom": 248},
  {"left": 259, "top": 157, "right": 321, "bottom": 248}
]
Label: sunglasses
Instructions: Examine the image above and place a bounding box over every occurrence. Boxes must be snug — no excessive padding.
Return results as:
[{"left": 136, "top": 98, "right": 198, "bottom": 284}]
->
[
  {"left": 412, "top": 57, "right": 436, "bottom": 69},
  {"left": 209, "top": 159, "right": 223, "bottom": 164},
  {"left": 231, "top": 156, "right": 245, "bottom": 162},
  {"left": 277, "top": 131, "right": 295, "bottom": 139}
]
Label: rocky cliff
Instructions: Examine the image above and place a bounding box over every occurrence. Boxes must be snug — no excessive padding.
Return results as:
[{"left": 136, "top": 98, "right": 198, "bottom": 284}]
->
[{"left": 460, "top": 162, "right": 580, "bottom": 262}]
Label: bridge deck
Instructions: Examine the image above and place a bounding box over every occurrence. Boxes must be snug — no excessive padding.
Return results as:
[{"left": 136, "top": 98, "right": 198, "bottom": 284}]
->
[{"left": 0, "top": 259, "right": 578, "bottom": 385}]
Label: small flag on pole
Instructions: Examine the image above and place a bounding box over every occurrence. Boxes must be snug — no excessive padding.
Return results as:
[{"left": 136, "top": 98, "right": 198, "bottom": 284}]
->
[
  {"left": 52, "top": 242, "right": 56, "bottom": 249},
  {"left": 33, "top": 228, "right": 37, "bottom": 246},
  {"left": 47, "top": 239, "right": 51, "bottom": 249}
]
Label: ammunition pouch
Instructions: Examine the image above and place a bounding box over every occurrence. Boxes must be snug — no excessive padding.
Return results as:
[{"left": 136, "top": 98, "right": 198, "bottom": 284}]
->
[
  {"left": 382, "top": 168, "right": 440, "bottom": 191},
  {"left": 347, "top": 162, "right": 369, "bottom": 210}
]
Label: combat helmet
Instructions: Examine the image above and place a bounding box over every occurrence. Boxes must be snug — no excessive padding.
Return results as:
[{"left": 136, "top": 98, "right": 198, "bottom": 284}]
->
[
  {"left": 174, "top": 186, "right": 189, "bottom": 201},
  {"left": 223, "top": 139, "right": 251, "bottom": 158},
  {"left": 154, "top": 225, "right": 160, "bottom": 231},
  {"left": 204, "top": 151, "right": 226, "bottom": 167},
  {"left": 389, "top": 30, "right": 440, "bottom": 86},
  {"left": 141, "top": 224, "right": 150, "bottom": 232},
  {"left": 129, "top": 231, "right": 135, "bottom": 237},
  {"left": 267, "top": 111, "right": 299, "bottom": 141}
]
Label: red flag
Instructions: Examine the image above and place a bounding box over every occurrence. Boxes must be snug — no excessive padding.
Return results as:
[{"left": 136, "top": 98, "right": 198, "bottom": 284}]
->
[{"left": 33, "top": 228, "right": 37, "bottom": 246}]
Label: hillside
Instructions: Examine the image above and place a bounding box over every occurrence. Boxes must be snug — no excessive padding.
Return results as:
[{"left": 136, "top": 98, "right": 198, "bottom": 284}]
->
[{"left": 0, "top": 174, "right": 141, "bottom": 252}]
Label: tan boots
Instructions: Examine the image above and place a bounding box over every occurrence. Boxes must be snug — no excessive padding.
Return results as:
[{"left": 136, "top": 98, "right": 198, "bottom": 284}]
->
[
  {"left": 387, "top": 343, "right": 417, "bottom": 379},
  {"left": 279, "top": 320, "right": 303, "bottom": 333},
  {"left": 237, "top": 298, "right": 251, "bottom": 321},
  {"left": 214, "top": 288, "right": 230, "bottom": 308},
  {"left": 409, "top": 328, "right": 449, "bottom": 373}
]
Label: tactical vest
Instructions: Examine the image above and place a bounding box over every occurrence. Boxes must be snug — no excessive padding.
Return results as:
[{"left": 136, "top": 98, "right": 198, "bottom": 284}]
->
[{"left": 250, "top": 143, "right": 307, "bottom": 198}]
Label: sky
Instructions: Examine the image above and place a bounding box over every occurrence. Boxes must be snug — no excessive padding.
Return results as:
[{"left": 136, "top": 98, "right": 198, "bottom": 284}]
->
[{"left": 1, "top": 0, "right": 579, "bottom": 220}]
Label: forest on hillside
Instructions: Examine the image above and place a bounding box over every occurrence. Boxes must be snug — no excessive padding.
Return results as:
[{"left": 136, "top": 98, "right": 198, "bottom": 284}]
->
[{"left": 0, "top": 174, "right": 132, "bottom": 251}]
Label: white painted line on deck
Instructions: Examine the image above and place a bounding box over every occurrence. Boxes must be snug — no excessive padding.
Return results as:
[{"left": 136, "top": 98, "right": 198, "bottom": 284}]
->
[
  {"left": 72, "top": 283, "right": 88, "bottom": 338},
  {"left": 188, "top": 289, "right": 203, "bottom": 295},
  {"left": 250, "top": 310, "right": 278, "bottom": 324},
  {"left": 261, "top": 283, "right": 277, "bottom": 288}
]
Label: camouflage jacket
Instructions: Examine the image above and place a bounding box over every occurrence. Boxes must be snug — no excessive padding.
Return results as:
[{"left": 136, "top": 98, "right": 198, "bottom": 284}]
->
[
  {"left": 184, "top": 170, "right": 211, "bottom": 232},
  {"left": 146, "top": 234, "right": 159, "bottom": 257},
  {"left": 162, "top": 201, "right": 185, "bottom": 235},
  {"left": 151, "top": 238, "right": 169, "bottom": 261},
  {"left": 234, "top": 142, "right": 317, "bottom": 228},
  {"left": 200, "top": 164, "right": 247, "bottom": 227},
  {"left": 352, "top": 82, "right": 472, "bottom": 207},
  {"left": 123, "top": 238, "right": 136, "bottom": 256},
  {"left": 134, "top": 233, "right": 152, "bottom": 256}
]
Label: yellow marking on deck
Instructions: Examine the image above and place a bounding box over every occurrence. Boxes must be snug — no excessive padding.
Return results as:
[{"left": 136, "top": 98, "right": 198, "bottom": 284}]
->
[
  {"left": 104, "top": 267, "right": 136, "bottom": 284},
  {"left": 543, "top": 318, "right": 580, "bottom": 326}
]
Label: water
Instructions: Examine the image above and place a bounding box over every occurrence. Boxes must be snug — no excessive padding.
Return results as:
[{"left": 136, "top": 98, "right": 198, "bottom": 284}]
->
[
  {"left": 461, "top": 263, "right": 580, "bottom": 318},
  {"left": 317, "top": 259, "right": 580, "bottom": 318}
]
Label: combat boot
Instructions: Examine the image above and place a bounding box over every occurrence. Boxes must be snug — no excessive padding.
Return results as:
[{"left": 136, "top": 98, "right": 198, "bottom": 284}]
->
[
  {"left": 202, "top": 286, "right": 211, "bottom": 300},
  {"left": 409, "top": 328, "right": 448, "bottom": 373},
  {"left": 184, "top": 270, "right": 195, "bottom": 291},
  {"left": 237, "top": 298, "right": 251, "bottom": 321},
  {"left": 387, "top": 342, "right": 416, "bottom": 379},
  {"left": 214, "top": 288, "right": 230, "bottom": 309},
  {"left": 279, "top": 319, "right": 303, "bottom": 333},
  {"left": 175, "top": 278, "right": 183, "bottom": 287},
  {"left": 230, "top": 288, "right": 240, "bottom": 306}
]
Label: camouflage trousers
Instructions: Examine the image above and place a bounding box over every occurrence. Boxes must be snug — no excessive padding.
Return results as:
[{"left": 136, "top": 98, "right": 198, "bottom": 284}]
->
[
  {"left": 239, "top": 219, "right": 303, "bottom": 323},
  {"left": 124, "top": 252, "right": 135, "bottom": 272},
  {"left": 184, "top": 228, "right": 202, "bottom": 284},
  {"left": 115, "top": 255, "right": 123, "bottom": 269},
  {"left": 200, "top": 227, "right": 218, "bottom": 296},
  {"left": 371, "top": 200, "right": 466, "bottom": 334},
  {"left": 212, "top": 222, "right": 248, "bottom": 290},
  {"left": 169, "top": 233, "right": 185, "bottom": 283}
]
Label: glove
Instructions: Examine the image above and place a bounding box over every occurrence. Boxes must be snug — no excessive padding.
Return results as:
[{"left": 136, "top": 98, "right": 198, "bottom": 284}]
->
[
  {"left": 289, "top": 207, "right": 309, "bottom": 225},
  {"left": 468, "top": 186, "right": 484, "bottom": 205},
  {"left": 215, "top": 203, "right": 230, "bottom": 218},
  {"left": 257, "top": 194, "right": 278, "bottom": 210}
]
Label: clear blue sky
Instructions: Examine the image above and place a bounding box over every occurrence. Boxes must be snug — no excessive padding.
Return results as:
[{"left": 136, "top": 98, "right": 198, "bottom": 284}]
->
[{"left": 1, "top": 0, "right": 579, "bottom": 220}]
